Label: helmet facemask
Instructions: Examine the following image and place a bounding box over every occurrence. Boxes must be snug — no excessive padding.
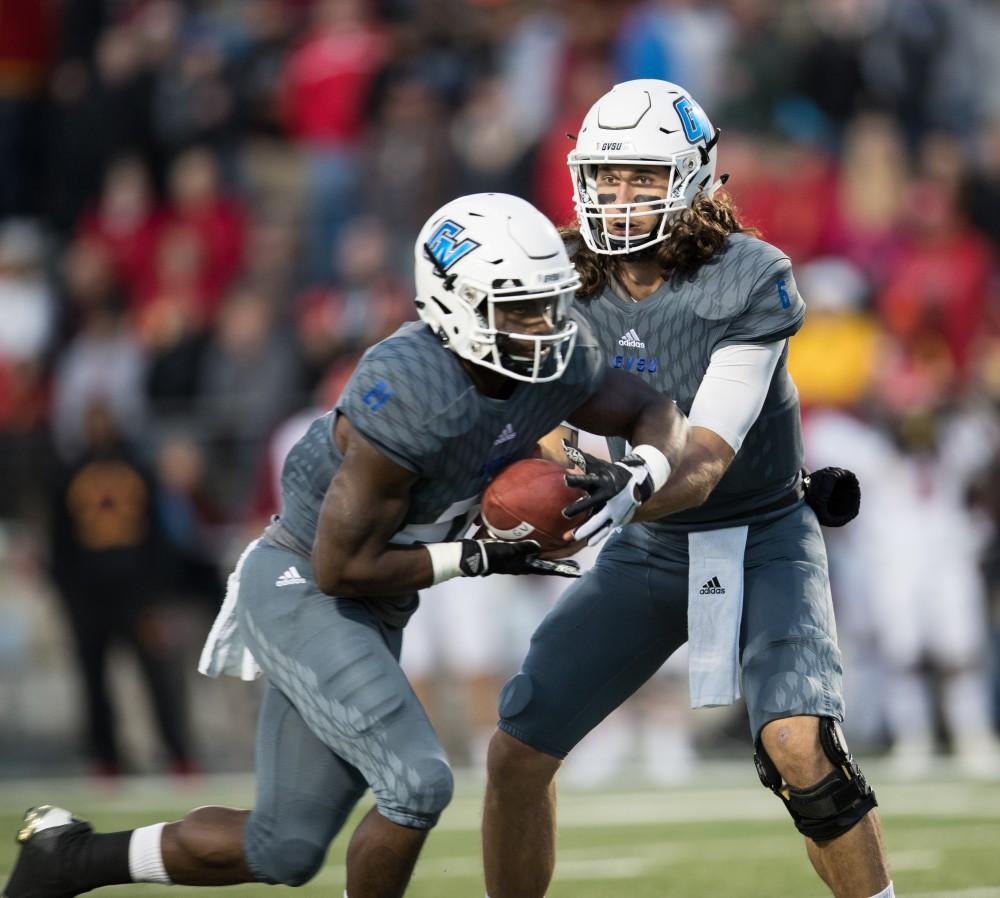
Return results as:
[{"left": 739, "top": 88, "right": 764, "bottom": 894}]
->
[
  {"left": 570, "top": 137, "right": 718, "bottom": 256},
  {"left": 566, "top": 79, "right": 722, "bottom": 258}
]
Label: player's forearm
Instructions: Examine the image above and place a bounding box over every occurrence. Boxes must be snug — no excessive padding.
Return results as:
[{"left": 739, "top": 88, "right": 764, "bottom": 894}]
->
[
  {"left": 315, "top": 539, "right": 573, "bottom": 594},
  {"left": 313, "top": 543, "right": 437, "bottom": 596},
  {"left": 633, "top": 430, "right": 730, "bottom": 521},
  {"left": 567, "top": 369, "right": 687, "bottom": 467},
  {"left": 633, "top": 455, "right": 723, "bottom": 521},
  {"left": 627, "top": 396, "right": 689, "bottom": 472},
  {"left": 312, "top": 471, "right": 432, "bottom": 596}
]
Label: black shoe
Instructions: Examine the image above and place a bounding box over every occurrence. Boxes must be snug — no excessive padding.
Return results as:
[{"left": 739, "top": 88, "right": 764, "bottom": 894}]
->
[{"left": 2, "top": 806, "right": 92, "bottom": 898}]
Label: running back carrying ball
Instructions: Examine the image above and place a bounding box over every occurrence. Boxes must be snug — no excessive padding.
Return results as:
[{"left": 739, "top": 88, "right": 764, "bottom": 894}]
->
[{"left": 482, "top": 458, "right": 590, "bottom": 550}]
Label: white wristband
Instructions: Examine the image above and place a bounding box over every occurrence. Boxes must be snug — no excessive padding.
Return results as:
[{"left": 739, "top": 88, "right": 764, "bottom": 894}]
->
[
  {"left": 425, "top": 542, "right": 464, "bottom": 585},
  {"left": 631, "top": 444, "right": 672, "bottom": 493}
]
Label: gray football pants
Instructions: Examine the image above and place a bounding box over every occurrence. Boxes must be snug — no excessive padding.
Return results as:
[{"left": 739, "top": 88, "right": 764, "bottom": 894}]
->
[
  {"left": 234, "top": 540, "right": 452, "bottom": 886},
  {"left": 499, "top": 502, "right": 845, "bottom": 757}
]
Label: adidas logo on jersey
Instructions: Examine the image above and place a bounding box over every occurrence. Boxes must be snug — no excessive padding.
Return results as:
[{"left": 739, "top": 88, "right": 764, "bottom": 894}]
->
[
  {"left": 618, "top": 328, "right": 645, "bottom": 348},
  {"left": 275, "top": 566, "right": 306, "bottom": 587},
  {"left": 494, "top": 423, "right": 517, "bottom": 446},
  {"left": 699, "top": 576, "right": 725, "bottom": 595}
]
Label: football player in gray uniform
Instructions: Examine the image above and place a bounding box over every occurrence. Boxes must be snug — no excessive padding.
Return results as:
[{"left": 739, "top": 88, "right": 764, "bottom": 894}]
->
[
  {"left": 482, "top": 81, "right": 893, "bottom": 898},
  {"left": 3, "top": 193, "right": 687, "bottom": 898}
]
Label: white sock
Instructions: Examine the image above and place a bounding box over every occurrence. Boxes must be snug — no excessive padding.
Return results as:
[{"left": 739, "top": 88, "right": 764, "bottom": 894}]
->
[
  {"left": 867, "top": 882, "right": 894, "bottom": 898},
  {"left": 128, "top": 822, "right": 172, "bottom": 884}
]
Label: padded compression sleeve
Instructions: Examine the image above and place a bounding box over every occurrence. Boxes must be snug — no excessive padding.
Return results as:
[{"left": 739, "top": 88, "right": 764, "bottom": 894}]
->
[{"left": 688, "top": 341, "right": 785, "bottom": 453}]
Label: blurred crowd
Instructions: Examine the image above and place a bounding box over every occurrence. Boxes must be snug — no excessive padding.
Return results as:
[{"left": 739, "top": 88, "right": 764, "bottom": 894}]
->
[{"left": 2, "top": 0, "right": 1000, "bottom": 780}]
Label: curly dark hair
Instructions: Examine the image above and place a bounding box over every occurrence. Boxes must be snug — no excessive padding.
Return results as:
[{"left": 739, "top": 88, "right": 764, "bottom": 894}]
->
[{"left": 561, "top": 191, "right": 758, "bottom": 298}]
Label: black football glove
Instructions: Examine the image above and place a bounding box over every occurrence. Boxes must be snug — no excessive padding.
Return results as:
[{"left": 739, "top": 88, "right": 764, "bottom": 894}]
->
[
  {"left": 563, "top": 453, "right": 656, "bottom": 546},
  {"left": 803, "top": 467, "right": 861, "bottom": 527},
  {"left": 458, "top": 539, "right": 580, "bottom": 578}
]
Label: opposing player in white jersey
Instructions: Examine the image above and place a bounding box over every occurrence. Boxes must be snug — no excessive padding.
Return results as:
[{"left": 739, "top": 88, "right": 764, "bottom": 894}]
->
[
  {"left": 3, "top": 194, "right": 688, "bottom": 898},
  {"left": 482, "top": 80, "right": 894, "bottom": 898}
]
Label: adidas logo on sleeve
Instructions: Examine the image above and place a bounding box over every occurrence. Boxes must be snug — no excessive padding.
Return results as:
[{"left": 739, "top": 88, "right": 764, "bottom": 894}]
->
[
  {"left": 493, "top": 423, "right": 517, "bottom": 446},
  {"left": 618, "top": 328, "right": 645, "bottom": 348},
  {"left": 699, "top": 576, "right": 725, "bottom": 595},
  {"left": 276, "top": 566, "right": 306, "bottom": 587}
]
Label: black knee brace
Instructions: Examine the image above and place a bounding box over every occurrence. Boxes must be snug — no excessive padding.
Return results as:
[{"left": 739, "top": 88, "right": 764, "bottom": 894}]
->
[{"left": 754, "top": 717, "right": 877, "bottom": 842}]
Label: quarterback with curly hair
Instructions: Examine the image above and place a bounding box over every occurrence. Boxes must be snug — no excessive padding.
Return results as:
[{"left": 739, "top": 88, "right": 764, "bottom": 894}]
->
[{"left": 483, "top": 79, "right": 893, "bottom": 898}]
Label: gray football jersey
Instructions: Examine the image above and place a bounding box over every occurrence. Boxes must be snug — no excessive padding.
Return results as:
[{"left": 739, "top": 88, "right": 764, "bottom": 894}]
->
[
  {"left": 272, "top": 319, "right": 605, "bottom": 622},
  {"left": 574, "top": 233, "right": 806, "bottom": 531}
]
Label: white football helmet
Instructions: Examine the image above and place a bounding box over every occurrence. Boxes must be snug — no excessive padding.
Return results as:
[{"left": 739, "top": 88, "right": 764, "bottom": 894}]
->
[
  {"left": 568, "top": 79, "right": 722, "bottom": 255},
  {"left": 414, "top": 193, "right": 580, "bottom": 383}
]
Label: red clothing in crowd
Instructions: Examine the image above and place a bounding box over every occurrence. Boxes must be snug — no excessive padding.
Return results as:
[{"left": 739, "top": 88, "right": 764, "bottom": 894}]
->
[
  {"left": 131, "top": 198, "right": 248, "bottom": 328},
  {"left": 729, "top": 147, "right": 838, "bottom": 265},
  {"left": 0, "top": 0, "right": 56, "bottom": 96},
  {"left": 818, "top": 202, "right": 906, "bottom": 288},
  {"left": 280, "top": 20, "right": 386, "bottom": 147},
  {"left": 161, "top": 199, "right": 247, "bottom": 305},
  {"left": 877, "top": 227, "right": 994, "bottom": 380},
  {"left": 78, "top": 205, "right": 167, "bottom": 299},
  {"left": 533, "top": 112, "right": 582, "bottom": 230},
  {"left": 0, "top": 360, "right": 48, "bottom": 431}
]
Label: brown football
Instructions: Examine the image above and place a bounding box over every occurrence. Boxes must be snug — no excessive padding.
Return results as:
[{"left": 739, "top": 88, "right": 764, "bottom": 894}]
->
[{"left": 481, "top": 458, "right": 591, "bottom": 551}]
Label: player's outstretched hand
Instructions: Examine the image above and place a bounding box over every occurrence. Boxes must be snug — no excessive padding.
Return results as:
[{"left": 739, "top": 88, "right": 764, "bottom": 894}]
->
[
  {"left": 459, "top": 539, "right": 581, "bottom": 578},
  {"left": 562, "top": 454, "right": 655, "bottom": 546}
]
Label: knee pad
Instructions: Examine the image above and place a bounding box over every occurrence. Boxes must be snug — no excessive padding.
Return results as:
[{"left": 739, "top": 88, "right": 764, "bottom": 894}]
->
[
  {"left": 498, "top": 673, "right": 533, "bottom": 720},
  {"left": 249, "top": 836, "right": 327, "bottom": 887},
  {"left": 374, "top": 756, "right": 454, "bottom": 830},
  {"left": 754, "top": 717, "right": 877, "bottom": 842}
]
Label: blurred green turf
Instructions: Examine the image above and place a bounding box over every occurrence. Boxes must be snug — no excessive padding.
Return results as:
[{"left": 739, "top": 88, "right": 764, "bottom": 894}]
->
[{"left": 2, "top": 771, "right": 1000, "bottom": 897}]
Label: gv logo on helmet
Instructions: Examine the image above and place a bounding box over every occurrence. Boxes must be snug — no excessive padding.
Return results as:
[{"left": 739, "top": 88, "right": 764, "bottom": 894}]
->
[
  {"left": 427, "top": 220, "right": 481, "bottom": 271},
  {"left": 673, "top": 96, "right": 711, "bottom": 145},
  {"left": 601, "top": 141, "right": 624, "bottom": 152}
]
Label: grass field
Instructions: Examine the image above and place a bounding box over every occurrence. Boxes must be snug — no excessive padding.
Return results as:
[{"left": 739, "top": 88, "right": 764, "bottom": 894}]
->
[{"left": 3, "top": 764, "right": 1000, "bottom": 897}]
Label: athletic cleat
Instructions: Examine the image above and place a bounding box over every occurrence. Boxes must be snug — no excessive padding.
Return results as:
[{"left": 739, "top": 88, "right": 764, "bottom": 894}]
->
[{"left": 2, "top": 806, "right": 92, "bottom": 898}]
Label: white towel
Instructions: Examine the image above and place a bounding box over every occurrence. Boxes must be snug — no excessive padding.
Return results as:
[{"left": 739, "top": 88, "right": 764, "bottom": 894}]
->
[
  {"left": 197, "top": 539, "right": 262, "bottom": 682},
  {"left": 687, "top": 526, "right": 749, "bottom": 708}
]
